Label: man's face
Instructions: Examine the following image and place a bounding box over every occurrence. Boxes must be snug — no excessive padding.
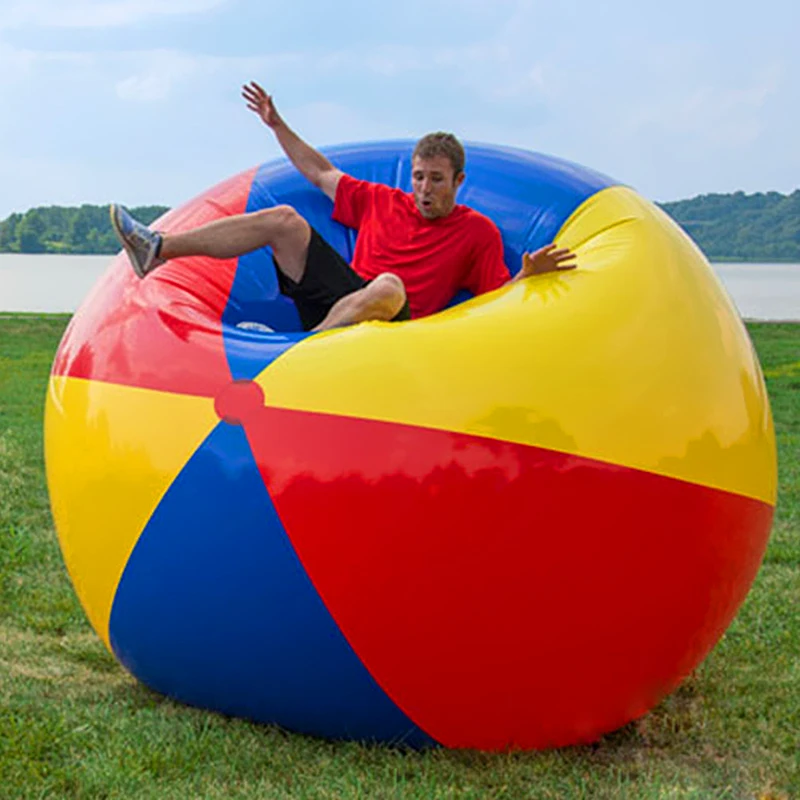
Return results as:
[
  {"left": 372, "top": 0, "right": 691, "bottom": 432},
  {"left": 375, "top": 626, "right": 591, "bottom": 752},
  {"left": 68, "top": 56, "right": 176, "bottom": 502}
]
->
[{"left": 411, "top": 155, "right": 465, "bottom": 220}]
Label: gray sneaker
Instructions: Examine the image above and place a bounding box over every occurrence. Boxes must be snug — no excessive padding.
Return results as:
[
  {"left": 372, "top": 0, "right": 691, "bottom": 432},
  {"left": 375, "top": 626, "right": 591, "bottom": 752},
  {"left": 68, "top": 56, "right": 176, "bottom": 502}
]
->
[{"left": 109, "top": 204, "right": 165, "bottom": 278}]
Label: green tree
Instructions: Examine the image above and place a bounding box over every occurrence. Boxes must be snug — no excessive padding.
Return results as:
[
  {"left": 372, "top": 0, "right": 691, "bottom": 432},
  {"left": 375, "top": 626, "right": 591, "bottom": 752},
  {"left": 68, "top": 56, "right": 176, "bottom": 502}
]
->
[
  {"left": 68, "top": 206, "right": 94, "bottom": 250},
  {"left": 0, "top": 213, "right": 21, "bottom": 251},
  {"left": 16, "top": 210, "right": 47, "bottom": 253}
]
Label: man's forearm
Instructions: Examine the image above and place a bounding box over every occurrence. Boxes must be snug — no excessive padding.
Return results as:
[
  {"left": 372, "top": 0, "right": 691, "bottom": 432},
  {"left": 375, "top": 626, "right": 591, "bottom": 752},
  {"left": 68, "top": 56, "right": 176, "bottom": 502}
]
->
[{"left": 272, "top": 122, "right": 335, "bottom": 188}]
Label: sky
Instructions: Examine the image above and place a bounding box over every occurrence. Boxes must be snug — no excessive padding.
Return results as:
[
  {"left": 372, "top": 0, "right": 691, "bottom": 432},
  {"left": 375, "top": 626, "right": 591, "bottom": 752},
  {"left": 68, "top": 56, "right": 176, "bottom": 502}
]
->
[{"left": 1, "top": 0, "right": 798, "bottom": 219}]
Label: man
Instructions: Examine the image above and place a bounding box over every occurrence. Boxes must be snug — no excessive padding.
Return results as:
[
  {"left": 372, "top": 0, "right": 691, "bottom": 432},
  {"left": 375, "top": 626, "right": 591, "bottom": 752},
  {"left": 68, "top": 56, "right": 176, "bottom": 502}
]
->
[{"left": 111, "top": 81, "right": 577, "bottom": 332}]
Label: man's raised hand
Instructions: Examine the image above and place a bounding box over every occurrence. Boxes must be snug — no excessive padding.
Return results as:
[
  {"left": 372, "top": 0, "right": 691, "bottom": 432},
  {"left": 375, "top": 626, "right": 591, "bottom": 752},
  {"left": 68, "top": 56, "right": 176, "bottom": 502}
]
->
[
  {"left": 241, "top": 81, "right": 282, "bottom": 128},
  {"left": 519, "top": 244, "right": 577, "bottom": 278}
]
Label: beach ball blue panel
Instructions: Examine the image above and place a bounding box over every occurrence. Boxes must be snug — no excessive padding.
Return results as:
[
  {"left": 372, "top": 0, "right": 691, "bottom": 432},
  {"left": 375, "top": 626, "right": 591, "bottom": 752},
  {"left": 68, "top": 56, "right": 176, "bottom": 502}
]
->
[{"left": 108, "top": 420, "right": 434, "bottom": 746}]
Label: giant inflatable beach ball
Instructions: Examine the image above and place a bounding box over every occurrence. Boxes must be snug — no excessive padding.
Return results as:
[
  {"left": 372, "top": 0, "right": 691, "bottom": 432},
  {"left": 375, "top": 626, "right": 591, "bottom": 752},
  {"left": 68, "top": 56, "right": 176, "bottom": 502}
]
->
[{"left": 45, "top": 142, "right": 777, "bottom": 750}]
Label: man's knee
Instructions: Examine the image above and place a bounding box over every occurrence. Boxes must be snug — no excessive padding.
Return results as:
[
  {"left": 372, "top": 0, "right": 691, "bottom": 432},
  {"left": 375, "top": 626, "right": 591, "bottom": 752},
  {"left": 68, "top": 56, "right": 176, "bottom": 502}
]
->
[
  {"left": 368, "top": 273, "right": 406, "bottom": 317},
  {"left": 257, "top": 204, "right": 307, "bottom": 237},
  {"left": 259, "top": 205, "right": 310, "bottom": 257}
]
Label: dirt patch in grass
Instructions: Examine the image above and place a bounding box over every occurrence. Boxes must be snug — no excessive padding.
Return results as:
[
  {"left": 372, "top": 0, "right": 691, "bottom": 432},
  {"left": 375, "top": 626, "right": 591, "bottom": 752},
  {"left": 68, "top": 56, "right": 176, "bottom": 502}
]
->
[{"left": 0, "top": 626, "right": 130, "bottom": 696}]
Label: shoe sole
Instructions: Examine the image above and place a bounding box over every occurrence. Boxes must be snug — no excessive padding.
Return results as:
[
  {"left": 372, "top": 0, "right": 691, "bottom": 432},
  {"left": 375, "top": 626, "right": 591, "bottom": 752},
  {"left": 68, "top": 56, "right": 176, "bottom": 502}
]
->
[{"left": 109, "top": 204, "right": 147, "bottom": 279}]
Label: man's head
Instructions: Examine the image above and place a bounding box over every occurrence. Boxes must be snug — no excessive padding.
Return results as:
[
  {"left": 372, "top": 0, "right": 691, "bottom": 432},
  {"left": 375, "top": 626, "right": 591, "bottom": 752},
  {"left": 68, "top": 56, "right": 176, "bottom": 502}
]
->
[{"left": 411, "top": 132, "right": 466, "bottom": 220}]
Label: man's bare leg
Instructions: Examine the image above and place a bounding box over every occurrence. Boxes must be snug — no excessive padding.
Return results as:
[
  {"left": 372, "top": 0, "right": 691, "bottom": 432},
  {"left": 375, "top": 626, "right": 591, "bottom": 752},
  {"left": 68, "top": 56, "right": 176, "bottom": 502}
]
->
[
  {"left": 314, "top": 273, "right": 407, "bottom": 331},
  {"left": 161, "top": 205, "right": 311, "bottom": 282},
  {"left": 111, "top": 204, "right": 406, "bottom": 329}
]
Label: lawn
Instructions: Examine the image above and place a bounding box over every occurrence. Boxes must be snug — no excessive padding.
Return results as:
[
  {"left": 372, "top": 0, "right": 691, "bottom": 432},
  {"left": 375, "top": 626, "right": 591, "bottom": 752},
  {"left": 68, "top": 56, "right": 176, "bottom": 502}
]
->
[{"left": 1, "top": 315, "right": 798, "bottom": 799}]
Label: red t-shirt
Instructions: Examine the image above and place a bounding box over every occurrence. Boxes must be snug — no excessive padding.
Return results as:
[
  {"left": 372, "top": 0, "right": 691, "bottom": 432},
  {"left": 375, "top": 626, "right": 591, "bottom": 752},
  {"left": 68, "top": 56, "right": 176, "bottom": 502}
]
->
[{"left": 333, "top": 174, "right": 510, "bottom": 319}]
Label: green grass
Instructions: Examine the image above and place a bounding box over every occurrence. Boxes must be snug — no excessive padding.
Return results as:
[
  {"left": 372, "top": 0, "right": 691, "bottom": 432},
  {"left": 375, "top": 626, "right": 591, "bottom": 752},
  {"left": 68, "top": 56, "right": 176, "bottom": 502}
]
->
[{"left": 1, "top": 315, "right": 798, "bottom": 799}]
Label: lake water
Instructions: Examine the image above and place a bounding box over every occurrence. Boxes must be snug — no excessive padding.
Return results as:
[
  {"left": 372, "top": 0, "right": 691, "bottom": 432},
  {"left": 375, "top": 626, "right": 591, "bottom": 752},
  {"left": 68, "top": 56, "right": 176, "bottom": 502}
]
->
[{"left": 0, "top": 253, "right": 798, "bottom": 321}]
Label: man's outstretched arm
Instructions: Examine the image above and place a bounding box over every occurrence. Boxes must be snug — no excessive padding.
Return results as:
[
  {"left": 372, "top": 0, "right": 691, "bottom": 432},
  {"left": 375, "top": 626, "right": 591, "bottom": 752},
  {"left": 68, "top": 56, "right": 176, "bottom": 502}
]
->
[{"left": 242, "top": 81, "right": 344, "bottom": 202}]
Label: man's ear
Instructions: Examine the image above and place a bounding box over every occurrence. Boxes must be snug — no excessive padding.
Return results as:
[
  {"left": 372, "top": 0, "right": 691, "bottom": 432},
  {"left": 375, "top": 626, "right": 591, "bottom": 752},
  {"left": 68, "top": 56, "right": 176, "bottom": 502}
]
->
[{"left": 455, "top": 171, "right": 466, "bottom": 189}]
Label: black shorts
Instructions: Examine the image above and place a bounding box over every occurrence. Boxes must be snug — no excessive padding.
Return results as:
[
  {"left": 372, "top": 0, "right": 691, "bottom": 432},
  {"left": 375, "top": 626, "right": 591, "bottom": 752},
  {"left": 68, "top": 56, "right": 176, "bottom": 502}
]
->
[{"left": 276, "top": 228, "right": 411, "bottom": 331}]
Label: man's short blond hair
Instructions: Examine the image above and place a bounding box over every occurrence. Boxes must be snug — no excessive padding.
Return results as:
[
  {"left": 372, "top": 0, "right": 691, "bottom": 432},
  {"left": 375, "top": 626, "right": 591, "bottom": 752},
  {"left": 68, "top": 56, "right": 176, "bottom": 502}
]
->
[{"left": 413, "top": 132, "right": 465, "bottom": 177}]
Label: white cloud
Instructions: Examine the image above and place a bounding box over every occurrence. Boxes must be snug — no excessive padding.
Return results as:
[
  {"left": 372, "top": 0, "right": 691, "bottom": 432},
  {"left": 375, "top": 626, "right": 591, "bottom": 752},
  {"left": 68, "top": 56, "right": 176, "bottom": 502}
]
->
[
  {"left": 287, "top": 101, "right": 400, "bottom": 147},
  {"left": 0, "top": 40, "right": 91, "bottom": 75},
  {"left": 0, "top": 0, "right": 229, "bottom": 30},
  {"left": 0, "top": 0, "right": 797, "bottom": 215},
  {"left": 622, "top": 65, "right": 782, "bottom": 148},
  {"left": 0, "top": 42, "right": 94, "bottom": 106},
  {"left": 257, "top": 39, "right": 552, "bottom": 109},
  {"left": 112, "top": 49, "right": 313, "bottom": 103},
  {"left": 115, "top": 51, "right": 201, "bottom": 102}
]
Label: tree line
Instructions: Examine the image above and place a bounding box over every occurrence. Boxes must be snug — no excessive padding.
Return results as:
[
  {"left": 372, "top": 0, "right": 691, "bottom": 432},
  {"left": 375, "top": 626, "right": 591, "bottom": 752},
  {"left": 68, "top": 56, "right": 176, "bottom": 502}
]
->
[
  {"left": 1, "top": 191, "right": 798, "bottom": 261},
  {"left": 659, "top": 190, "right": 800, "bottom": 262},
  {"left": 0, "top": 205, "right": 169, "bottom": 255}
]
